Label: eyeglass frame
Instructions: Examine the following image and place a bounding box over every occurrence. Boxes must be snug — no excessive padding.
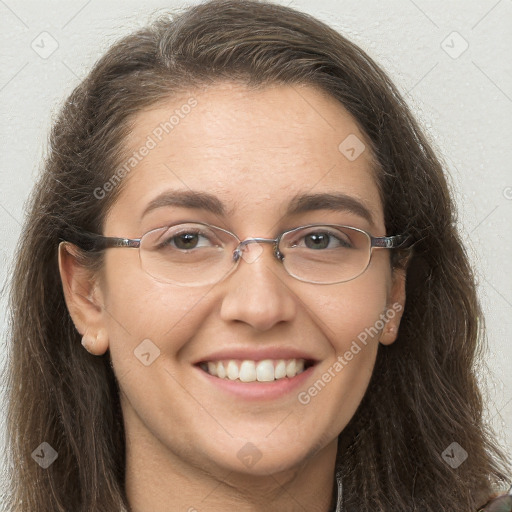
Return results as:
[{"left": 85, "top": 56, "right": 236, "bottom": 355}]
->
[{"left": 60, "top": 221, "right": 411, "bottom": 286}]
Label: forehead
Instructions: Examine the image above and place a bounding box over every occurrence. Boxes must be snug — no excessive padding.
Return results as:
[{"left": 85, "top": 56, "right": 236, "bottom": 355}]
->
[{"left": 107, "top": 82, "right": 384, "bottom": 233}]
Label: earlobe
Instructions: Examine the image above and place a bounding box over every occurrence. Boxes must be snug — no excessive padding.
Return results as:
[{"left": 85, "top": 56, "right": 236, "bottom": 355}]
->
[
  {"left": 379, "top": 267, "right": 407, "bottom": 346},
  {"left": 379, "top": 323, "right": 399, "bottom": 345},
  {"left": 58, "top": 242, "right": 109, "bottom": 355},
  {"left": 81, "top": 327, "right": 109, "bottom": 355}
]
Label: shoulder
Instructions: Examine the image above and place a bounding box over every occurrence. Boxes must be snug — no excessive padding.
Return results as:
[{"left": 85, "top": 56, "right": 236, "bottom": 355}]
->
[{"left": 477, "top": 485, "right": 512, "bottom": 511}]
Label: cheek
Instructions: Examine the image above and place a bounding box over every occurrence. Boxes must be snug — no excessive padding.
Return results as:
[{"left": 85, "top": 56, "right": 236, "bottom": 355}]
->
[
  {"left": 310, "top": 269, "right": 390, "bottom": 352},
  {"left": 99, "top": 252, "right": 206, "bottom": 365},
  {"left": 298, "top": 266, "right": 390, "bottom": 401},
  {"left": 295, "top": 277, "right": 388, "bottom": 430}
]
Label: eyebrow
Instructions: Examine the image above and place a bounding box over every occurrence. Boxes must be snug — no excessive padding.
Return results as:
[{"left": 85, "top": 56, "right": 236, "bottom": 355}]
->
[
  {"left": 142, "top": 190, "right": 375, "bottom": 225},
  {"left": 287, "top": 192, "right": 374, "bottom": 225}
]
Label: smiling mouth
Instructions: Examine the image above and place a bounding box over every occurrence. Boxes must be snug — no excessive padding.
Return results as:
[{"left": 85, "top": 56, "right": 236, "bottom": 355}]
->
[{"left": 196, "top": 358, "right": 316, "bottom": 383}]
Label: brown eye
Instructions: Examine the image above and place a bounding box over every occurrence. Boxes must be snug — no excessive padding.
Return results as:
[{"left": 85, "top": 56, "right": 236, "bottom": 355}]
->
[
  {"left": 289, "top": 227, "right": 353, "bottom": 250},
  {"left": 173, "top": 232, "right": 200, "bottom": 250},
  {"left": 303, "top": 232, "right": 351, "bottom": 249},
  {"left": 155, "top": 225, "right": 221, "bottom": 251}
]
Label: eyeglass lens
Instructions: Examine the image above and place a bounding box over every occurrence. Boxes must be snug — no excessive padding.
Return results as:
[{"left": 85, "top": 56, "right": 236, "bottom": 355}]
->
[{"left": 138, "top": 222, "right": 372, "bottom": 286}]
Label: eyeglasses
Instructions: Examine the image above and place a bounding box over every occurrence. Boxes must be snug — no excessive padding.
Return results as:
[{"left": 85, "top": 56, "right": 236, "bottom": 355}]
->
[
  {"left": 61, "top": 221, "right": 410, "bottom": 286},
  {"left": 478, "top": 484, "right": 512, "bottom": 511}
]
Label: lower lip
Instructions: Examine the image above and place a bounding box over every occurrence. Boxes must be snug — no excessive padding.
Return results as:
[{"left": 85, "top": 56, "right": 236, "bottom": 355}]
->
[{"left": 193, "top": 364, "right": 317, "bottom": 401}]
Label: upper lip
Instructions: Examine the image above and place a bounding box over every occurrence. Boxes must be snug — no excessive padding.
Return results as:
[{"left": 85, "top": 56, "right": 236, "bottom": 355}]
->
[{"left": 194, "top": 347, "right": 319, "bottom": 364}]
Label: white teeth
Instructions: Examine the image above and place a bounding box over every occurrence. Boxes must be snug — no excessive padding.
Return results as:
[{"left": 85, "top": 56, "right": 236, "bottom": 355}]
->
[
  {"left": 286, "top": 359, "right": 296, "bottom": 377},
  {"left": 256, "top": 359, "right": 274, "bottom": 382},
  {"left": 216, "top": 361, "right": 226, "bottom": 379},
  {"left": 226, "top": 360, "right": 239, "bottom": 380},
  {"left": 274, "top": 360, "right": 287, "bottom": 379},
  {"left": 207, "top": 361, "right": 217, "bottom": 377},
  {"left": 239, "top": 361, "right": 257, "bottom": 382},
  {"left": 200, "top": 358, "right": 309, "bottom": 382}
]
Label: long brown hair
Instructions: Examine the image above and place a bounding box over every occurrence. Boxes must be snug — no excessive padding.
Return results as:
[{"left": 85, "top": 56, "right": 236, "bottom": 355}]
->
[{"left": 2, "top": 1, "right": 510, "bottom": 510}]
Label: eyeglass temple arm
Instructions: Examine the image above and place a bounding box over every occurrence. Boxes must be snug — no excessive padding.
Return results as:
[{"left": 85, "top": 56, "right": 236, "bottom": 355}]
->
[
  {"left": 371, "top": 234, "right": 410, "bottom": 249},
  {"left": 60, "top": 229, "right": 140, "bottom": 252}
]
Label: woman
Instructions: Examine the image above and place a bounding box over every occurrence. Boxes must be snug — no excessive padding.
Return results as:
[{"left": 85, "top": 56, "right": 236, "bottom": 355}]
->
[{"left": 2, "top": 0, "right": 510, "bottom": 510}]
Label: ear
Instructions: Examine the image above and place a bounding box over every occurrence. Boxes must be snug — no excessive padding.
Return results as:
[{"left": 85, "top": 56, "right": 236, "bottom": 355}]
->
[
  {"left": 379, "top": 266, "right": 407, "bottom": 346},
  {"left": 58, "top": 242, "right": 109, "bottom": 355}
]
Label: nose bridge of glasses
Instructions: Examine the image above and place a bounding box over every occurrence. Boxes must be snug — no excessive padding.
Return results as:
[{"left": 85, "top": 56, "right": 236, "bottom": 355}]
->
[{"left": 233, "top": 237, "right": 280, "bottom": 263}]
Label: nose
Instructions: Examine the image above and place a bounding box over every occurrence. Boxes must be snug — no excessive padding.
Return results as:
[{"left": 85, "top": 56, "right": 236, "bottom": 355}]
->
[{"left": 219, "top": 241, "right": 297, "bottom": 331}]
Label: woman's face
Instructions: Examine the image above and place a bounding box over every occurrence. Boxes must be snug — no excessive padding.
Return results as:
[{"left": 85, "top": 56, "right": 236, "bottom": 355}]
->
[{"left": 63, "top": 82, "right": 405, "bottom": 479}]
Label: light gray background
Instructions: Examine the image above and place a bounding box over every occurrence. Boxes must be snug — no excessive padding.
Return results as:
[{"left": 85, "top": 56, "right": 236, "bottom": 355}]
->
[{"left": 0, "top": 0, "right": 511, "bottom": 486}]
